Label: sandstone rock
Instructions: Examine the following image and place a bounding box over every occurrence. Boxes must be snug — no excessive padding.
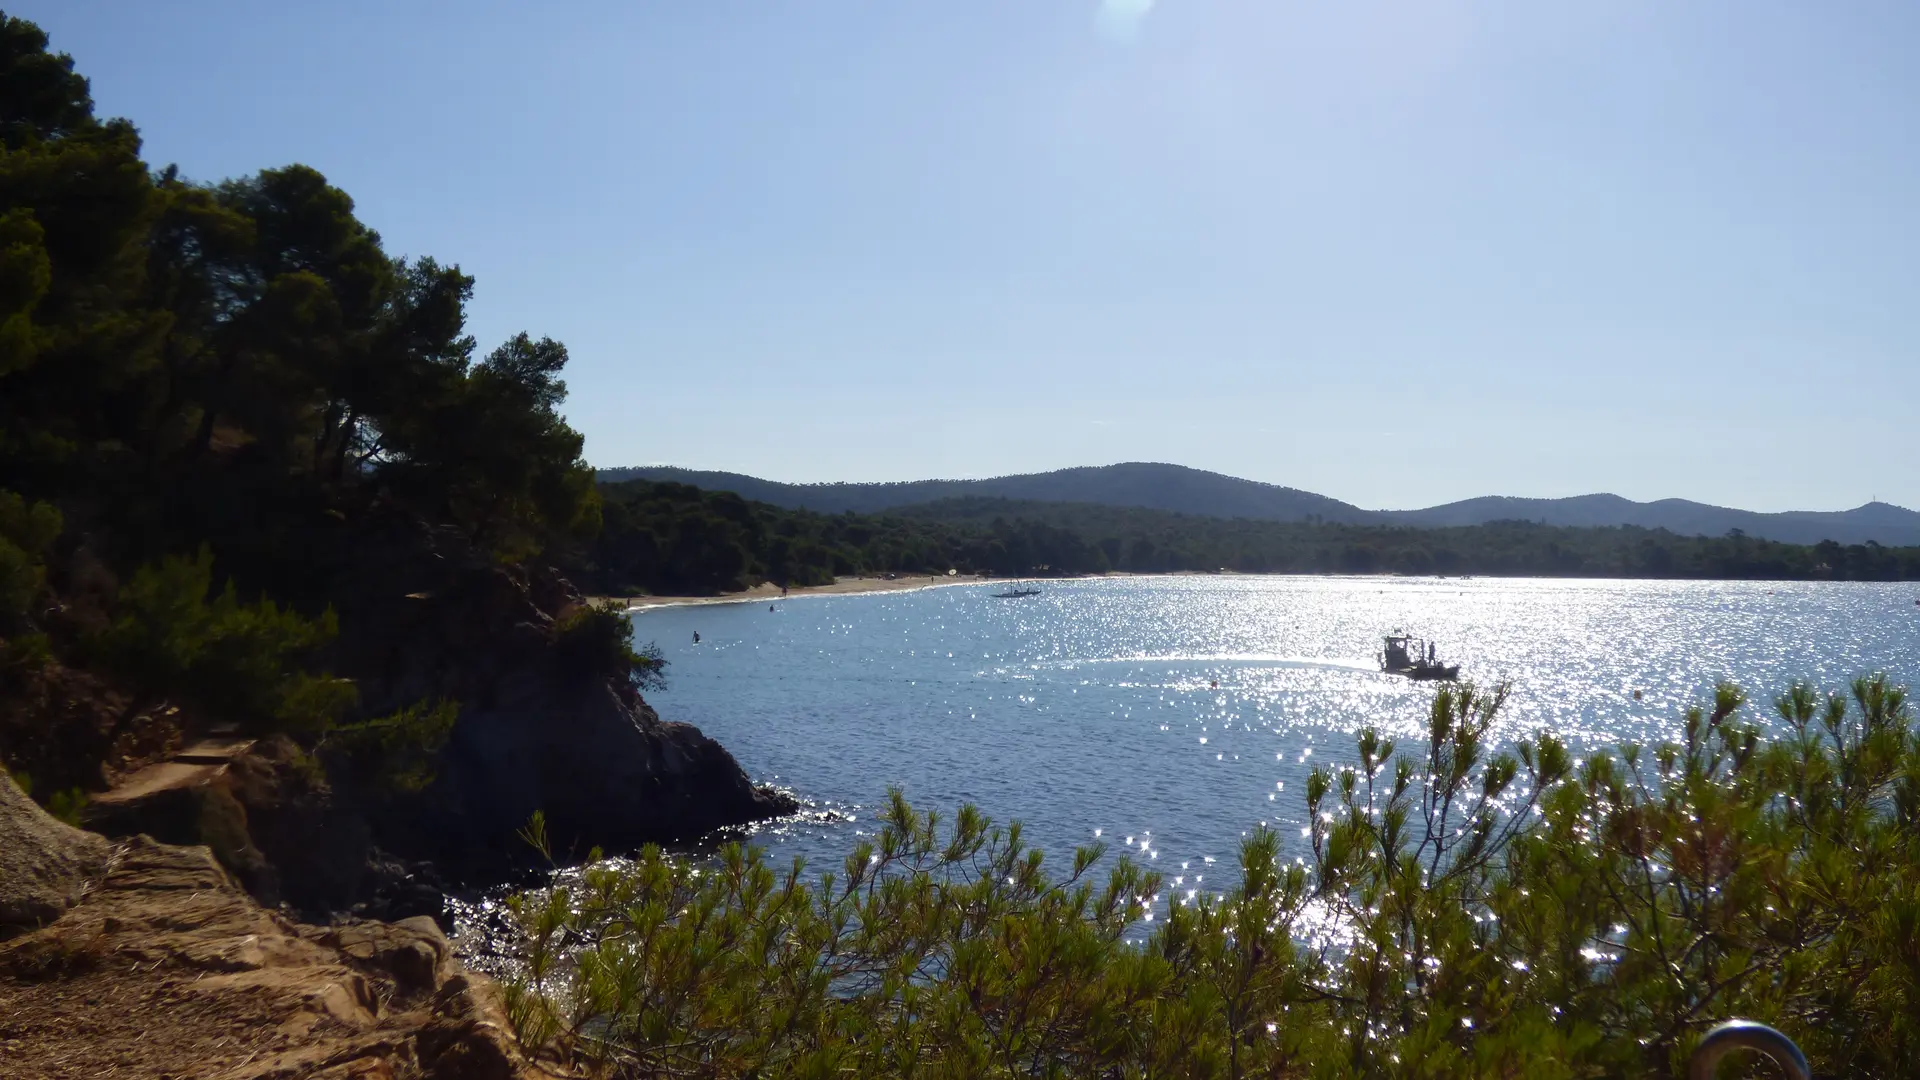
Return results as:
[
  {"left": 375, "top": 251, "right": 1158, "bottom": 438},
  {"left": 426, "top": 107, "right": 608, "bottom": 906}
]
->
[
  {"left": 309, "top": 914, "right": 450, "bottom": 993},
  {"left": 84, "top": 754, "right": 278, "bottom": 896},
  {"left": 0, "top": 815, "right": 559, "bottom": 1078},
  {"left": 0, "top": 770, "right": 111, "bottom": 938}
]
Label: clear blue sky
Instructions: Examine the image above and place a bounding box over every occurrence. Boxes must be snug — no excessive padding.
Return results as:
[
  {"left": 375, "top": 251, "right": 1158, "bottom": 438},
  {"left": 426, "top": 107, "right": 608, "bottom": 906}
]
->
[{"left": 26, "top": 1, "right": 1920, "bottom": 511}]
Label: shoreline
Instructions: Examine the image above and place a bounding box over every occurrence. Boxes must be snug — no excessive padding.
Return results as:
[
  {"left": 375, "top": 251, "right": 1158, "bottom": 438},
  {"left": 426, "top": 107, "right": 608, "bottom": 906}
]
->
[
  {"left": 602, "top": 574, "right": 999, "bottom": 612},
  {"left": 602, "top": 569, "right": 1246, "bottom": 612},
  {"left": 597, "top": 569, "right": 1912, "bottom": 614}
]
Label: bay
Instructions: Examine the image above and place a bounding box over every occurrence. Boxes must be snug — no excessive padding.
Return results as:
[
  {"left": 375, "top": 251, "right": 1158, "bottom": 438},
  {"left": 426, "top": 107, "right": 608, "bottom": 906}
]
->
[{"left": 631, "top": 575, "right": 1920, "bottom": 886}]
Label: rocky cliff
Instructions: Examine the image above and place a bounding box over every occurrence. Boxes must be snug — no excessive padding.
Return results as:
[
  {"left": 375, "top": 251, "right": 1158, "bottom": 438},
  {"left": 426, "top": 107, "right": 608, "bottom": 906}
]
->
[{"left": 313, "top": 512, "right": 797, "bottom": 893}]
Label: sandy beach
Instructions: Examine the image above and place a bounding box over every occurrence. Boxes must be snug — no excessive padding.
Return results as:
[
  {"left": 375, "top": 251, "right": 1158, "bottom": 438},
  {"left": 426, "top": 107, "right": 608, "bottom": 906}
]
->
[
  {"left": 594, "top": 571, "right": 1240, "bottom": 612},
  {"left": 600, "top": 574, "right": 994, "bottom": 611}
]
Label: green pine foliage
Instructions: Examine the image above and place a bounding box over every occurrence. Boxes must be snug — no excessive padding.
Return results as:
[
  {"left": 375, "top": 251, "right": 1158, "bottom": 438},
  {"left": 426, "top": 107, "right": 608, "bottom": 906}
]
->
[
  {"left": 82, "top": 546, "right": 354, "bottom": 737},
  {"left": 7, "top": 768, "right": 86, "bottom": 826},
  {"left": 0, "top": 11, "right": 599, "bottom": 577},
  {"left": 0, "top": 14, "right": 620, "bottom": 794},
  {"left": 0, "top": 488, "right": 58, "bottom": 625},
  {"left": 591, "top": 480, "right": 928, "bottom": 595},
  {"left": 322, "top": 698, "right": 460, "bottom": 793},
  {"left": 554, "top": 601, "right": 668, "bottom": 693},
  {"left": 506, "top": 677, "right": 1919, "bottom": 1078}
]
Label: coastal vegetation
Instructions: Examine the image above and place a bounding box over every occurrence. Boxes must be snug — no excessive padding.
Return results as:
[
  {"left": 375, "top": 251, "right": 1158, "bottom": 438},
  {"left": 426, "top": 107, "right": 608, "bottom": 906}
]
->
[
  {"left": 507, "top": 676, "right": 1920, "bottom": 1078},
  {"left": 0, "top": 12, "right": 666, "bottom": 850},
  {"left": 554, "top": 600, "right": 669, "bottom": 693},
  {"left": 0, "top": 16, "right": 797, "bottom": 931},
  {"left": 587, "top": 480, "right": 1920, "bottom": 595}
]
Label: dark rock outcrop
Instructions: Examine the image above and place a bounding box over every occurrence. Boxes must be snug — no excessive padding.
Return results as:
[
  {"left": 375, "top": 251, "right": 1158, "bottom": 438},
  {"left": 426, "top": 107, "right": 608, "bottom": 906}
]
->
[
  {"left": 31, "top": 504, "right": 795, "bottom": 920},
  {"left": 313, "top": 512, "right": 795, "bottom": 881},
  {"left": 435, "top": 667, "right": 794, "bottom": 860}
]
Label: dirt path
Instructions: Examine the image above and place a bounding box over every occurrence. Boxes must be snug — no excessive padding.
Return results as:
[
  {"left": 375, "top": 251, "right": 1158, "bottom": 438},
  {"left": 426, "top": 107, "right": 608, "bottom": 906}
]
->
[{"left": 92, "top": 738, "right": 254, "bottom": 807}]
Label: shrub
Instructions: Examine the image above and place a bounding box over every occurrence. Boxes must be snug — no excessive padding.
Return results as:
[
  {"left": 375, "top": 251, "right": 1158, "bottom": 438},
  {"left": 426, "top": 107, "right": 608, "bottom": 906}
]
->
[
  {"left": 323, "top": 698, "right": 460, "bottom": 793},
  {"left": 553, "top": 601, "right": 666, "bottom": 693},
  {"left": 84, "top": 547, "right": 354, "bottom": 736},
  {"left": 0, "top": 489, "right": 59, "bottom": 627},
  {"left": 9, "top": 769, "right": 87, "bottom": 826},
  {"left": 505, "top": 677, "right": 1919, "bottom": 1078},
  {"left": 0, "top": 630, "right": 51, "bottom": 677}
]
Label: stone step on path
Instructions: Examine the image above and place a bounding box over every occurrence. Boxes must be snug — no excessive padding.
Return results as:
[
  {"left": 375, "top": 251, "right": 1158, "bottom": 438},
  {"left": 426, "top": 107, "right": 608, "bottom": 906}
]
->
[{"left": 93, "top": 738, "right": 256, "bottom": 806}]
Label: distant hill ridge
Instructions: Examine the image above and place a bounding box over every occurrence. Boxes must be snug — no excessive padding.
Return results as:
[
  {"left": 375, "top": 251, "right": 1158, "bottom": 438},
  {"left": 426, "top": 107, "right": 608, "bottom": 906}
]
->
[{"left": 596, "top": 463, "right": 1920, "bottom": 548}]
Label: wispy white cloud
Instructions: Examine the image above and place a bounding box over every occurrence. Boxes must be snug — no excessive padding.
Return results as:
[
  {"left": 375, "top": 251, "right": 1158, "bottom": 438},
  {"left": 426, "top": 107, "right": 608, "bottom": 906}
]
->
[{"left": 1097, "top": 0, "right": 1156, "bottom": 40}]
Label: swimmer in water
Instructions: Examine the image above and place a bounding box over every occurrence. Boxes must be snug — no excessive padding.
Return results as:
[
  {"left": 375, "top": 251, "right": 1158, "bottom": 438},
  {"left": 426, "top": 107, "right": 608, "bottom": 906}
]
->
[{"left": 692, "top": 631, "right": 700, "bottom": 643}]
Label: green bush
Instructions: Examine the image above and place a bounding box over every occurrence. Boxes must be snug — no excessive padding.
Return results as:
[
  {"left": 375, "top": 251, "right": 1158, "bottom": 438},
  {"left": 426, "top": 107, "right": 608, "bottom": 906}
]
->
[
  {"left": 505, "top": 677, "right": 1919, "bottom": 1078},
  {"left": 9, "top": 769, "right": 87, "bottom": 826},
  {"left": 553, "top": 601, "right": 666, "bottom": 693},
  {"left": 84, "top": 547, "right": 354, "bottom": 736},
  {"left": 0, "top": 630, "right": 51, "bottom": 677},
  {"left": 323, "top": 698, "right": 460, "bottom": 793},
  {"left": 0, "top": 489, "right": 59, "bottom": 626}
]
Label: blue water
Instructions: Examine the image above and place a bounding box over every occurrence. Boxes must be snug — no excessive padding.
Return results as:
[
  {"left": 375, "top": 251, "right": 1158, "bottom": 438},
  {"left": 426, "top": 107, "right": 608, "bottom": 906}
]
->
[{"left": 631, "top": 576, "right": 1919, "bottom": 883}]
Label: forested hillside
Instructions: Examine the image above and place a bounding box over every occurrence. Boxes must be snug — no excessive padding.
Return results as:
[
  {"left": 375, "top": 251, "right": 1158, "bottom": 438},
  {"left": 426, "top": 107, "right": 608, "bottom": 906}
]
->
[
  {"left": 900, "top": 498, "right": 1920, "bottom": 579},
  {"left": 602, "top": 463, "right": 1920, "bottom": 546},
  {"left": 585, "top": 482, "right": 1920, "bottom": 596},
  {"left": 596, "top": 463, "right": 1368, "bottom": 522},
  {"left": 1383, "top": 493, "right": 1920, "bottom": 546}
]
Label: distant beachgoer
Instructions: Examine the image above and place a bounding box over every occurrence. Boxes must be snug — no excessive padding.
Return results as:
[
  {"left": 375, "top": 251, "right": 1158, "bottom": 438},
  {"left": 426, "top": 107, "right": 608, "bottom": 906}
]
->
[
  {"left": 692, "top": 631, "right": 700, "bottom": 643},
  {"left": 782, "top": 585, "right": 789, "bottom": 597}
]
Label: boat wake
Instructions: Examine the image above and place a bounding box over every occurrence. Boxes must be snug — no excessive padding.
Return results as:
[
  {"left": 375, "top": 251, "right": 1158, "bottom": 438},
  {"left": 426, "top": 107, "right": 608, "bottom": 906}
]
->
[{"left": 1051, "top": 653, "right": 1381, "bottom": 674}]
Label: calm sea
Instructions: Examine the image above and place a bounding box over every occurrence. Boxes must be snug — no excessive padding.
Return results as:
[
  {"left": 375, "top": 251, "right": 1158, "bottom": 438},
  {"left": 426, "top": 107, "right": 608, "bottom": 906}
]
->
[{"left": 631, "top": 575, "right": 1919, "bottom": 885}]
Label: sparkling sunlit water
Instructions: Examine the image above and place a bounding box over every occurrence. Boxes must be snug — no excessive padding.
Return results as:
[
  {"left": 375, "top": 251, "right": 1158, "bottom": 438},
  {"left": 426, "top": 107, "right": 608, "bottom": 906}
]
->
[{"left": 630, "top": 576, "right": 1919, "bottom": 882}]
